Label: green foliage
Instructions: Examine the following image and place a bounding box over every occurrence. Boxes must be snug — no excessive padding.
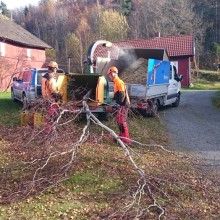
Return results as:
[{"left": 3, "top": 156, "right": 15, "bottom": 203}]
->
[
  {"left": 0, "top": 1, "right": 10, "bottom": 17},
  {"left": 100, "top": 10, "right": 129, "bottom": 42},
  {"left": 66, "top": 170, "right": 123, "bottom": 194},
  {"left": 196, "top": 69, "right": 220, "bottom": 81},
  {"left": 211, "top": 42, "right": 220, "bottom": 58},
  {"left": 23, "top": 6, "right": 29, "bottom": 17},
  {"left": 66, "top": 33, "right": 81, "bottom": 56},
  {"left": 190, "top": 78, "right": 220, "bottom": 90},
  {"left": 120, "top": 0, "right": 132, "bottom": 16}
]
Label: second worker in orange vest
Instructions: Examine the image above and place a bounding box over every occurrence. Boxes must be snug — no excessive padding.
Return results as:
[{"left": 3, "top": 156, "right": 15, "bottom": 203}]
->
[{"left": 42, "top": 61, "right": 62, "bottom": 102}]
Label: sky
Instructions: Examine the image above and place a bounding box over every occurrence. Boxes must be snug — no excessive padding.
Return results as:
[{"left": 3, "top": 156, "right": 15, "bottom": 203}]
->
[{"left": 2, "top": 0, "right": 39, "bottom": 10}]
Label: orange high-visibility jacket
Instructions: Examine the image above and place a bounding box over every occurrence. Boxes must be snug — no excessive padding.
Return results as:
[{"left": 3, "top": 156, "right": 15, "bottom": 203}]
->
[
  {"left": 113, "top": 76, "right": 130, "bottom": 106},
  {"left": 42, "top": 73, "right": 58, "bottom": 99}
]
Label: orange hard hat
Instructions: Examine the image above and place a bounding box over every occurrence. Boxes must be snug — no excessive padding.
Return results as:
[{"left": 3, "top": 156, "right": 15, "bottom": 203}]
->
[
  {"left": 107, "top": 66, "right": 118, "bottom": 75},
  {"left": 48, "top": 61, "right": 58, "bottom": 69}
]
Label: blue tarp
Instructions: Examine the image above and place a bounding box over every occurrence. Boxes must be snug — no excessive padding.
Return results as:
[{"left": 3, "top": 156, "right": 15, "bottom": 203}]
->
[{"left": 147, "top": 59, "right": 170, "bottom": 86}]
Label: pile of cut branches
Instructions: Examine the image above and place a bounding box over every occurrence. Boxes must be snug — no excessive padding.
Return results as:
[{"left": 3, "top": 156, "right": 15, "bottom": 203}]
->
[{"left": 120, "top": 58, "right": 148, "bottom": 84}]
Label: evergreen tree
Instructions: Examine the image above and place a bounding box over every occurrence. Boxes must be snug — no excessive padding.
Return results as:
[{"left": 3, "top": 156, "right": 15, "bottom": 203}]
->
[
  {"left": 121, "top": 0, "right": 132, "bottom": 16},
  {"left": 0, "top": 1, "right": 10, "bottom": 18},
  {"left": 23, "top": 6, "right": 29, "bottom": 17}
]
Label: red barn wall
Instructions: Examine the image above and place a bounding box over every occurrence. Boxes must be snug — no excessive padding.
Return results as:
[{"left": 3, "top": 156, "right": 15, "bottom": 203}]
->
[
  {"left": 170, "top": 57, "right": 191, "bottom": 87},
  {"left": 0, "top": 42, "right": 46, "bottom": 91}
]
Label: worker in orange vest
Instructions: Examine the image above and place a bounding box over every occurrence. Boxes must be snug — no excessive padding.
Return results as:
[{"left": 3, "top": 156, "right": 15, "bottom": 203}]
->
[
  {"left": 107, "top": 66, "right": 131, "bottom": 143},
  {"left": 41, "top": 61, "right": 62, "bottom": 133},
  {"left": 42, "top": 61, "right": 61, "bottom": 102}
]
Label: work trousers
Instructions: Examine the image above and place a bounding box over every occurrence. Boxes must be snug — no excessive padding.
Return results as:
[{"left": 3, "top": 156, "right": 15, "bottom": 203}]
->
[{"left": 116, "top": 106, "right": 130, "bottom": 143}]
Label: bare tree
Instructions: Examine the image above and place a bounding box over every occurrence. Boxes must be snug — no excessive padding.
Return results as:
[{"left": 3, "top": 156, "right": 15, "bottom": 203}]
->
[{"left": 128, "top": 0, "right": 206, "bottom": 41}]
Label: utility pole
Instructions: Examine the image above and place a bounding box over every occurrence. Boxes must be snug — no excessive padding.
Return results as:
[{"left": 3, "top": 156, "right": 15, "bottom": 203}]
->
[{"left": 68, "top": 55, "right": 72, "bottom": 73}]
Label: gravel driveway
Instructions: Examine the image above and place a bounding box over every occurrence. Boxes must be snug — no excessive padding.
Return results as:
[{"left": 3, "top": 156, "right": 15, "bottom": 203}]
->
[{"left": 160, "top": 90, "right": 220, "bottom": 170}]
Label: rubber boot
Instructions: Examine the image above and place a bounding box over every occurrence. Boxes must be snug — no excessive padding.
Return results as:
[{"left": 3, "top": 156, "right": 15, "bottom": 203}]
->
[{"left": 119, "top": 122, "right": 130, "bottom": 143}]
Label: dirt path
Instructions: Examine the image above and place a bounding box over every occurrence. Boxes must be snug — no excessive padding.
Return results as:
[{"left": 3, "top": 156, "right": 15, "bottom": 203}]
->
[{"left": 160, "top": 90, "right": 220, "bottom": 172}]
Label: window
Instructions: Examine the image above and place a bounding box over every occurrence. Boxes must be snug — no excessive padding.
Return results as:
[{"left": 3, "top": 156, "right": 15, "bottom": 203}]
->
[
  {"left": 27, "top": 49, "right": 31, "bottom": 60},
  {"left": 22, "top": 71, "right": 32, "bottom": 82},
  {"left": 0, "top": 42, "right": 6, "bottom": 57},
  {"left": 173, "top": 66, "right": 179, "bottom": 80},
  {"left": 170, "top": 65, "right": 172, "bottom": 79}
]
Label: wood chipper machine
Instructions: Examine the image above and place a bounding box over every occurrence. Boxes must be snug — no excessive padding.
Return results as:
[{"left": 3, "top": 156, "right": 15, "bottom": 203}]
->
[{"left": 61, "top": 40, "right": 116, "bottom": 119}]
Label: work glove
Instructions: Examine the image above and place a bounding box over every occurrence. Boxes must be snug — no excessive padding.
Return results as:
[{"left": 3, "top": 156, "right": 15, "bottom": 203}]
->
[
  {"left": 51, "top": 93, "right": 63, "bottom": 102},
  {"left": 114, "top": 103, "right": 121, "bottom": 110}
]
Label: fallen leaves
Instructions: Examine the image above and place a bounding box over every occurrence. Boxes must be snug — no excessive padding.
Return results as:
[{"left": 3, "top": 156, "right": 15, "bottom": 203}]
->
[{"left": 0, "top": 111, "right": 220, "bottom": 219}]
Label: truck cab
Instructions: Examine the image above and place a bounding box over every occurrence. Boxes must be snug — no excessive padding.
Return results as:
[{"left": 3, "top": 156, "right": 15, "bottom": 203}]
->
[{"left": 165, "top": 63, "right": 183, "bottom": 107}]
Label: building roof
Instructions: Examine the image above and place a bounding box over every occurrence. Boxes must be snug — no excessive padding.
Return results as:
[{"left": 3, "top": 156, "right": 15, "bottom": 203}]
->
[
  {"left": 94, "top": 35, "right": 195, "bottom": 60},
  {"left": 0, "top": 15, "right": 51, "bottom": 49}
]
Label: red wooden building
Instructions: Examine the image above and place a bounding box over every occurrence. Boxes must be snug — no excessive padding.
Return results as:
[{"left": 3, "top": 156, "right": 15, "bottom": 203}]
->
[
  {"left": 0, "top": 15, "right": 51, "bottom": 91},
  {"left": 95, "top": 35, "right": 195, "bottom": 87}
]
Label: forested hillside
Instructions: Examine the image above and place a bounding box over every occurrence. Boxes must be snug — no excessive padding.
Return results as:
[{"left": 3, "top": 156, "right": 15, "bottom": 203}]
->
[{"left": 1, "top": 0, "right": 220, "bottom": 71}]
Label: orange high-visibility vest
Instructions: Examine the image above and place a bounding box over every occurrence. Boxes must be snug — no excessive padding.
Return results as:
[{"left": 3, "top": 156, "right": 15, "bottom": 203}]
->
[
  {"left": 113, "top": 76, "right": 130, "bottom": 106},
  {"left": 42, "top": 73, "right": 58, "bottom": 99}
]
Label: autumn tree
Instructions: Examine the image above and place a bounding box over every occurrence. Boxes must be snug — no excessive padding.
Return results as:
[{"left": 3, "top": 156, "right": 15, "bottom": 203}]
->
[
  {"left": 11, "top": 0, "right": 215, "bottom": 69},
  {"left": 128, "top": 0, "right": 207, "bottom": 69},
  {"left": 192, "top": 0, "right": 219, "bottom": 68},
  {"left": 128, "top": 0, "right": 204, "bottom": 38},
  {"left": 100, "top": 9, "right": 129, "bottom": 41},
  {"left": 66, "top": 33, "right": 83, "bottom": 73}
]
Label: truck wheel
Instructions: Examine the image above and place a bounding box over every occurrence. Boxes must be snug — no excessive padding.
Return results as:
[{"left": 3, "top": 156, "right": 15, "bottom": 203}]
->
[
  {"left": 151, "top": 101, "right": 159, "bottom": 117},
  {"left": 172, "top": 94, "right": 180, "bottom": 107}
]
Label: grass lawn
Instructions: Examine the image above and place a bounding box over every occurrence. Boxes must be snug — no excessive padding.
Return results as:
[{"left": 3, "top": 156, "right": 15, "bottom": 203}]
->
[
  {"left": 0, "top": 92, "right": 220, "bottom": 219},
  {"left": 0, "top": 92, "right": 22, "bottom": 125},
  {"left": 183, "top": 77, "right": 220, "bottom": 108},
  {"left": 189, "top": 78, "right": 220, "bottom": 90}
]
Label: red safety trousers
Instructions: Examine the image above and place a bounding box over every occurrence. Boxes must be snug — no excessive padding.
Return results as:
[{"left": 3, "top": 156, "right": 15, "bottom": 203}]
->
[
  {"left": 45, "top": 103, "right": 59, "bottom": 133},
  {"left": 116, "top": 106, "right": 130, "bottom": 143}
]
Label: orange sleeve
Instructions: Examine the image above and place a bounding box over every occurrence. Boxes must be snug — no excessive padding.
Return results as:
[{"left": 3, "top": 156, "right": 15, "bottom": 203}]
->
[
  {"left": 117, "top": 80, "right": 125, "bottom": 91},
  {"left": 114, "top": 77, "right": 125, "bottom": 92}
]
